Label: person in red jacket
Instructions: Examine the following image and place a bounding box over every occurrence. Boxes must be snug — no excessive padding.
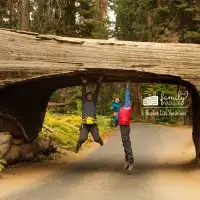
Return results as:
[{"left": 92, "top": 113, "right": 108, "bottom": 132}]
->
[{"left": 118, "top": 81, "right": 134, "bottom": 173}]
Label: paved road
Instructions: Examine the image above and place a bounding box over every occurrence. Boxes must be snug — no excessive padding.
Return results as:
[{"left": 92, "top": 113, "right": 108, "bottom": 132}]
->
[{"left": 4, "top": 124, "right": 200, "bottom": 200}]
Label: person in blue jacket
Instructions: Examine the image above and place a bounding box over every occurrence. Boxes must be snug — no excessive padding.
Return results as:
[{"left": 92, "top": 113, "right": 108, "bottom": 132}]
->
[{"left": 111, "top": 97, "right": 122, "bottom": 127}]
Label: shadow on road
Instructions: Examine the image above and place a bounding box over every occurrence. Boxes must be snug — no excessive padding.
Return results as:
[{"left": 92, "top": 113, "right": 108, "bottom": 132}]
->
[{"left": 61, "top": 158, "right": 199, "bottom": 176}]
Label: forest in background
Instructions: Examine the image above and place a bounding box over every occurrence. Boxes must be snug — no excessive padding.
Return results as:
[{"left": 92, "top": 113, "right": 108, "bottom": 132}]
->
[{"left": 0, "top": 0, "right": 199, "bottom": 125}]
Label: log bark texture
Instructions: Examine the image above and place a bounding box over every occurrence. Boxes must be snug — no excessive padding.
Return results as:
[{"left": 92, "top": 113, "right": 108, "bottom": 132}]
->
[{"left": 0, "top": 29, "right": 199, "bottom": 90}]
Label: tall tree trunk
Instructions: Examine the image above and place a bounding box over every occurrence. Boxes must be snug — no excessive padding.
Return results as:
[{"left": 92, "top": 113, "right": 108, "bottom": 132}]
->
[
  {"left": 21, "top": 0, "right": 30, "bottom": 31},
  {"left": 133, "top": 83, "right": 142, "bottom": 120},
  {"left": 157, "top": 0, "right": 161, "bottom": 7},
  {"left": 96, "top": 0, "right": 107, "bottom": 20},
  {"left": 10, "top": 8, "right": 13, "bottom": 28},
  {"left": 191, "top": 90, "right": 200, "bottom": 163},
  {"left": 176, "top": 84, "right": 180, "bottom": 94},
  {"left": 147, "top": 11, "right": 152, "bottom": 42},
  {"left": 7, "top": 1, "right": 13, "bottom": 28},
  {"left": 17, "top": 0, "right": 22, "bottom": 29},
  {"left": 184, "top": 93, "right": 192, "bottom": 125},
  {"left": 64, "top": 0, "right": 75, "bottom": 36},
  {"left": 7, "top": 0, "right": 16, "bottom": 28}
]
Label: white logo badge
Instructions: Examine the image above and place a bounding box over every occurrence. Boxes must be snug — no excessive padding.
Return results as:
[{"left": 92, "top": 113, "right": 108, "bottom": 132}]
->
[{"left": 143, "top": 94, "right": 159, "bottom": 106}]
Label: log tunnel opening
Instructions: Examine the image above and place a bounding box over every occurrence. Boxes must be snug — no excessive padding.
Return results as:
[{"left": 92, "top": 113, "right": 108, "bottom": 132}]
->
[{"left": 0, "top": 68, "right": 200, "bottom": 161}]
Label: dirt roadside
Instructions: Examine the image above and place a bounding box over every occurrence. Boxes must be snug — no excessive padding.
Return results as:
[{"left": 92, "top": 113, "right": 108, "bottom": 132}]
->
[{"left": 0, "top": 129, "right": 117, "bottom": 198}]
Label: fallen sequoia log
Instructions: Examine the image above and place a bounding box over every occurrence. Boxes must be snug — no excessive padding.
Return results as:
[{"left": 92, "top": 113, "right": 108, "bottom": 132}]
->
[
  {"left": 0, "top": 28, "right": 200, "bottom": 88},
  {"left": 0, "top": 29, "right": 200, "bottom": 162}
]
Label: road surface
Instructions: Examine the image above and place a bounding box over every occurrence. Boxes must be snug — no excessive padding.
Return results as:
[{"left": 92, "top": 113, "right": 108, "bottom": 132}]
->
[{"left": 3, "top": 124, "right": 200, "bottom": 200}]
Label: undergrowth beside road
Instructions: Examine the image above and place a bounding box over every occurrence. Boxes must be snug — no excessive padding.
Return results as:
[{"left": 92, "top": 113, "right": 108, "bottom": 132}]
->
[
  {"left": 0, "top": 159, "right": 6, "bottom": 172},
  {"left": 40, "top": 111, "right": 114, "bottom": 151}
]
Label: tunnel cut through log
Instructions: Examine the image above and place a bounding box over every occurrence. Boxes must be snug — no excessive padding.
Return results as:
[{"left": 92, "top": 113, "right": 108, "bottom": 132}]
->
[{"left": 0, "top": 69, "right": 200, "bottom": 162}]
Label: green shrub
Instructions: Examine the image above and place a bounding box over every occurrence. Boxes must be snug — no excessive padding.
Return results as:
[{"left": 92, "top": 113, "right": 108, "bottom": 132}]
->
[
  {"left": 0, "top": 159, "right": 6, "bottom": 172},
  {"left": 41, "top": 112, "right": 113, "bottom": 151}
]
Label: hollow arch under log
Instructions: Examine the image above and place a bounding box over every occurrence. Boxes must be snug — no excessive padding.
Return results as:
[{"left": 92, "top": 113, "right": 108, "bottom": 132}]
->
[{"left": 0, "top": 68, "right": 191, "bottom": 141}]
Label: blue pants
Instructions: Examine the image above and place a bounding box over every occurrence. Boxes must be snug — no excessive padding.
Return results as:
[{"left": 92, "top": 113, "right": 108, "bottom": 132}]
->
[{"left": 113, "top": 116, "right": 118, "bottom": 127}]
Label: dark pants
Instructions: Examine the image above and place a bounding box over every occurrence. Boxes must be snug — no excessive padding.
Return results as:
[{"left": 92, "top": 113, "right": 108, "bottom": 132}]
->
[
  {"left": 77, "top": 124, "right": 103, "bottom": 147},
  {"left": 120, "top": 125, "right": 134, "bottom": 164},
  {"left": 113, "top": 116, "right": 118, "bottom": 127}
]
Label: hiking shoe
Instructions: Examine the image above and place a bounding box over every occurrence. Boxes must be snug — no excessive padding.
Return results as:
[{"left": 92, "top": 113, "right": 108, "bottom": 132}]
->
[
  {"left": 127, "top": 163, "right": 134, "bottom": 173},
  {"left": 124, "top": 162, "right": 129, "bottom": 171},
  {"left": 99, "top": 139, "right": 104, "bottom": 146},
  {"left": 75, "top": 144, "right": 81, "bottom": 153},
  {"left": 75, "top": 148, "right": 79, "bottom": 153}
]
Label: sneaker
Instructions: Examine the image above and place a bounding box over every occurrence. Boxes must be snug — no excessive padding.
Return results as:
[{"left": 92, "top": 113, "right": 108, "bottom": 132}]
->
[
  {"left": 75, "top": 148, "right": 79, "bottom": 153},
  {"left": 127, "top": 163, "right": 134, "bottom": 173},
  {"left": 99, "top": 139, "right": 104, "bottom": 146},
  {"left": 124, "top": 162, "right": 129, "bottom": 171},
  {"left": 75, "top": 144, "right": 81, "bottom": 153}
]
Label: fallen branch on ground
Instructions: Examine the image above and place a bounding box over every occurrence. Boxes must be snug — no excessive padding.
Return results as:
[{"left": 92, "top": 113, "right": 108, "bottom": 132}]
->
[{"left": 43, "top": 124, "right": 54, "bottom": 133}]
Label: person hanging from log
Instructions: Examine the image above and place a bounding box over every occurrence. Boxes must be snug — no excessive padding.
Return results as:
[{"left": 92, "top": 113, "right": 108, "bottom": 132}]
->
[
  {"left": 75, "top": 76, "right": 104, "bottom": 153},
  {"left": 111, "top": 97, "right": 122, "bottom": 127},
  {"left": 118, "top": 81, "right": 134, "bottom": 173}
]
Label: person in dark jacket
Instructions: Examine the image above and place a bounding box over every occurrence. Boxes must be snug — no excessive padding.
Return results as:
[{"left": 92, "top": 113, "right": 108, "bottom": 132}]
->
[
  {"left": 118, "top": 81, "right": 134, "bottom": 173},
  {"left": 75, "top": 77, "right": 104, "bottom": 153}
]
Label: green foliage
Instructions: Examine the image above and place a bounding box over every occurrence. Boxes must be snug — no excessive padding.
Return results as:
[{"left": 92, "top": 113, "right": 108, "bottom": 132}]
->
[
  {"left": 31, "top": 0, "right": 77, "bottom": 36},
  {"left": 114, "top": 0, "right": 200, "bottom": 43},
  {"left": 0, "top": 0, "right": 19, "bottom": 29},
  {"left": 30, "top": 0, "right": 108, "bottom": 38},
  {"left": 0, "top": 2, "right": 8, "bottom": 27},
  {"left": 90, "top": 19, "right": 109, "bottom": 39},
  {"left": 181, "top": 31, "right": 200, "bottom": 43},
  {"left": 0, "top": 159, "right": 6, "bottom": 172},
  {"left": 41, "top": 112, "right": 113, "bottom": 151},
  {"left": 114, "top": 0, "right": 151, "bottom": 41},
  {"left": 49, "top": 82, "right": 191, "bottom": 126},
  {"left": 0, "top": 0, "right": 108, "bottom": 39},
  {"left": 76, "top": 0, "right": 108, "bottom": 39}
]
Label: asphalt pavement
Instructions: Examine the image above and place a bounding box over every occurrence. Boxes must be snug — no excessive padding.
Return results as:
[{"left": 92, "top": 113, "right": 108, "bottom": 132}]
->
[{"left": 4, "top": 123, "right": 200, "bottom": 200}]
